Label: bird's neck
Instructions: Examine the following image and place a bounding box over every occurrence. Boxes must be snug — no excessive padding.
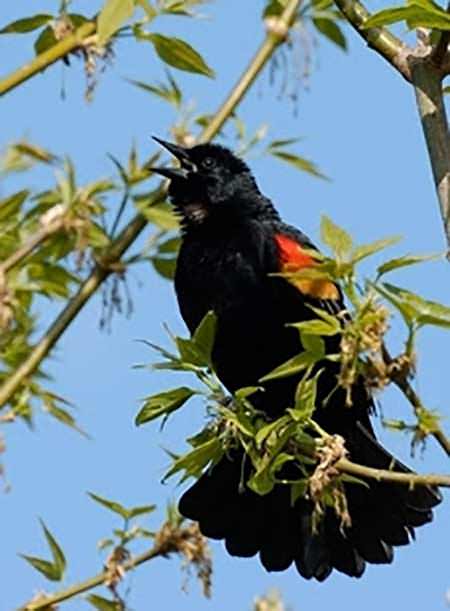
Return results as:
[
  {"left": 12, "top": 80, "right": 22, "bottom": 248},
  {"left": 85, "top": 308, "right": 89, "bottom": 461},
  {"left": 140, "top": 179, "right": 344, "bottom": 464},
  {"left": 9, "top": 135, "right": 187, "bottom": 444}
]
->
[{"left": 177, "top": 193, "right": 280, "bottom": 236}]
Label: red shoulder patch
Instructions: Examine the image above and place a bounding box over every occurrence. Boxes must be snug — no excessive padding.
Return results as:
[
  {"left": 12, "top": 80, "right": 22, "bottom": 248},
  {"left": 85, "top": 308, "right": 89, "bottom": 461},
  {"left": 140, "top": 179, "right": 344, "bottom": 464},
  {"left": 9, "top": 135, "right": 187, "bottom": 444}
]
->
[
  {"left": 274, "top": 233, "right": 340, "bottom": 301},
  {"left": 275, "top": 234, "right": 315, "bottom": 269}
]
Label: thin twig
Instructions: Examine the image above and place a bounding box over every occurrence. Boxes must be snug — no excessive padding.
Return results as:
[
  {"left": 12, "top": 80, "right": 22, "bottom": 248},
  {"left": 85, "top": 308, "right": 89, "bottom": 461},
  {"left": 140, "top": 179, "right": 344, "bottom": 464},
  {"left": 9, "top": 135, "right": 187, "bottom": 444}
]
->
[
  {"left": 382, "top": 344, "right": 450, "bottom": 456},
  {"left": 332, "top": 0, "right": 412, "bottom": 80},
  {"left": 308, "top": 423, "right": 450, "bottom": 486},
  {"left": 0, "top": 22, "right": 96, "bottom": 97},
  {"left": 0, "top": 0, "right": 302, "bottom": 410},
  {"left": 0, "top": 219, "right": 64, "bottom": 276}
]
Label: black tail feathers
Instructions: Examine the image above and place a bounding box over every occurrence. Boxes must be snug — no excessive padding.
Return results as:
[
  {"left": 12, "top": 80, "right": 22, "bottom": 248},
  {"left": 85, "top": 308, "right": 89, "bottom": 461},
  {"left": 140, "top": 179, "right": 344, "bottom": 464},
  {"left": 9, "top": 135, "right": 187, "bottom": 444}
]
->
[{"left": 178, "top": 425, "right": 441, "bottom": 581}]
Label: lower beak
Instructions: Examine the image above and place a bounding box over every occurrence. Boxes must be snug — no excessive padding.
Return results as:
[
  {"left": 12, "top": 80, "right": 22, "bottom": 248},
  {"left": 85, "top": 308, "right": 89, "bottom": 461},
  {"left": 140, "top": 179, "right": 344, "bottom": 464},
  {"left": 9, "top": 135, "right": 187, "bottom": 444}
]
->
[{"left": 147, "top": 166, "right": 188, "bottom": 180}]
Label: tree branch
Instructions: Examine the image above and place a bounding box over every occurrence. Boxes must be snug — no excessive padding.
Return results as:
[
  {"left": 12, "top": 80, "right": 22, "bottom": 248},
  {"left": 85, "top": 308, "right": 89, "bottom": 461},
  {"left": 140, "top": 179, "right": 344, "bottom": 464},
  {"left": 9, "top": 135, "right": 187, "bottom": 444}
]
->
[
  {"left": 20, "top": 521, "right": 207, "bottom": 610},
  {"left": 199, "top": 0, "right": 300, "bottom": 143},
  {"left": 0, "top": 22, "right": 96, "bottom": 97},
  {"left": 331, "top": 0, "right": 450, "bottom": 256},
  {"left": 337, "top": 455, "right": 450, "bottom": 487},
  {"left": 382, "top": 345, "right": 450, "bottom": 456},
  {"left": 0, "top": 209, "right": 153, "bottom": 409},
  {"left": 21, "top": 546, "right": 160, "bottom": 610},
  {"left": 0, "top": 0, "right": 302, "bottom": 410},
  {"left": 410, "top": 58, "right": 450, "bottom": 256},
  {"left": 332, "top": 0, "right": 412, "bottom": 80}
]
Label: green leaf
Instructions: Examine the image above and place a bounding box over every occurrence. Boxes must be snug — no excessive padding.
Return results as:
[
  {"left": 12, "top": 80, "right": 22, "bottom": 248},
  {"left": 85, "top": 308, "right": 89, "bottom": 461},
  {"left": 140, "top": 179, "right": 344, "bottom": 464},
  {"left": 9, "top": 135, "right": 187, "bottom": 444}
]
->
[
  {"left": 300, "top": 333, "right": 325, "bottom": 357},
  {"left": 14, "top": 141, "right": 58, "bottom": 164},
  {"left": 373, "top": 283, "right": 417, "bottom": 326},
  {"left": 87, "top": 222, "right": 110, "bottom": 248},
  {"left": 97, "top": 0, "right": 135, "bottom": 46},
  {"left": 176, "top": 337, "right": 209, "bottom": 366},
  {"left": 0, "top": 14, "right": 52, "bottom": 34},
  {"left": 351, "top": 236, "right": 401, "bottom": 263},
  {"left": 263, "top": 0, "right": 289, "bottom": 17},
  {"left": 20, "top": 555, "right": 61, "bottom": 581},
  {"left": 249, "top": 421, "right": 296, "bottom": 495},
  {"left": 247, "top": 466, "right": 275, "bottom": 495},
  {"left": 320, "top": 215, "right": 353, "bottom": 260},
  {"left": 143, "top": 33, "right": 215, "bottom": 77},
  {"left": 136, "top": 0, "right": 158, "bottom": 20},
  {"left": 87, "top": 492, "right": 130, "bottom": 519},
  {"left": 128, "top": 74, "right": 182, "bottom": 108},
  {"left": 43, "top": 400, "right": 87, "bottom": 437},
  {"left": 88, "top": 492, "right": 155, "bottom": 521},
  {"left": 163, "top": 437, "right": 223, "bottom": 482},
  {"left": 21, "top": 520, "right": 66, "bottom": 582},
  {"left": 158, "top": 236, "right": 181, "bottom": 254},
  {"left": 68, "top": 14, "right": 90, "bottom": 28},
  {"left": 135, "top": 387, "right": 196, "bottom": 426},
  {"left": 192, "top": 310, "right": 217, "bottom": 366},
  {"left": 160, "top": 0, "right": 210, "bottom": 17},
  {"left": 375, "top": 282, "right": 450, "bottom": 328},
  {"left": 290, "top": 371, "right": 321, "bottom": 421},
  {"left": 151, "top": 256, "right": 177, "bottom": 279},
  {"left": 259, "top": 351, "right": 316, "bottom": 382},
  {"left": 377, "top": 253, "right": 441, "bottom": 277},
  {"left": 97, "top": 538, "right": 115, "bottom": 550},
  {"left": 362, "top": 6, "right": 413, "bottom": 27},
  {"left": 270, "top": 150, "right": 327, "bottom": 180},
  {"left": 39, "top": 519, "right": 66, "bottom": 578},
  {"left": 290, "top": 319, "right": 340, "bottom": 336},
  {"left": 138, "top": 201, "right": 179, "bottom": 230},
  {"left": 34, "top": 26, "right": 57, "bottom": 55},
  {"left": 87, "top": 594, "right": 123, "bottom": 611},
  {"left": 308, "top": 304, "right": 344, "bottom": 329},
  {"left": 235, "top": 386, "right": 261, "bottom": 400},
  {"left": 28, "top": 263, "right": 79, "bottom": 299},
  {"left": 313, "top": 17, "right": 347, "bottom": 50},
  {"left": 0, "top": 190, "right": 29, "bottom": 222},
  {"left": 267, "top": 137, "right": 302, "bottom": 149},
  {"left": 291, "top": 480, "right": 308, "bottom": 505},
  {"left": 255, "top": 415, "right": 290, "bottom": 447},
  {"left": 127, "top": 504, "right": 157, "bottom": 519},
  {"left": 220, "top": 407, "right": 256, "bottom": 437},
  {"left": 363, "top": 2, "right": 450, "bottom": 29}
]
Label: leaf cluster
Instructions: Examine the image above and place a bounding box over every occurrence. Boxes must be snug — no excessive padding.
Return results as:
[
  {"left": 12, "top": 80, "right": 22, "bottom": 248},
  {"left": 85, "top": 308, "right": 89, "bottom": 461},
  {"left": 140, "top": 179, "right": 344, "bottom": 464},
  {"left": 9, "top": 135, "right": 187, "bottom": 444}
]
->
[{"left": 135, "top": 216, "right": 450, "bottom": 515}]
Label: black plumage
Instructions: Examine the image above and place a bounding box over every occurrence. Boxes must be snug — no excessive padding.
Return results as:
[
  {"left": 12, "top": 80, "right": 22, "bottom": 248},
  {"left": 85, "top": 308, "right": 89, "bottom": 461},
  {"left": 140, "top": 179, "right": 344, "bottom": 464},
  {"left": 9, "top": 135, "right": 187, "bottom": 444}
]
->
[{"left": 151, "top": 138, "right": 442, "bottom": 580}]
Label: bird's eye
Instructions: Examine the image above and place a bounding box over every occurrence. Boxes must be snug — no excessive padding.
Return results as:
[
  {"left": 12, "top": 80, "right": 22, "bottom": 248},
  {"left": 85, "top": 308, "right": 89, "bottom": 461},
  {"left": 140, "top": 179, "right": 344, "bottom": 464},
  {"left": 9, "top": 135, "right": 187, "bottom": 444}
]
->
[{"left": 202, "top": 157, "right": 216, "bottom": 169}]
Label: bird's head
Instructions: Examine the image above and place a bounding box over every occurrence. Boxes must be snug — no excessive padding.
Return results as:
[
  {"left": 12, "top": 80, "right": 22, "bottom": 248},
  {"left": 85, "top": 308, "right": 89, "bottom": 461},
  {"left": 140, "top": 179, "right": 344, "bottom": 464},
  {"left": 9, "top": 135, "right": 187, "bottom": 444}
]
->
[{"left": 150, "top": 137, "right": 268, "bottom": 227}]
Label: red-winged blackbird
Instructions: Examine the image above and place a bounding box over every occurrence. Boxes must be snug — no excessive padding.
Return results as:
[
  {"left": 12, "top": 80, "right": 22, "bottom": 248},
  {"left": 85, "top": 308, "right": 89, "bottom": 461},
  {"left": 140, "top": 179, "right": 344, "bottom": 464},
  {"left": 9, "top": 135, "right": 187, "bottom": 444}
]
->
[{"left": 151, "top": 137, "right": 441, "bottom": 581}]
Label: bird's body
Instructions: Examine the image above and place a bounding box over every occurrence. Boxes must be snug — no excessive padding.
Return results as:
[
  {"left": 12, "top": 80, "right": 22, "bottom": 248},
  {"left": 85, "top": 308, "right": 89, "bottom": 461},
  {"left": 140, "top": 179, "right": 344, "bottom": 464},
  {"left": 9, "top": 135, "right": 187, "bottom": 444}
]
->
[{"left": 151, "top": 139, "right": 441, "bottom": 580}]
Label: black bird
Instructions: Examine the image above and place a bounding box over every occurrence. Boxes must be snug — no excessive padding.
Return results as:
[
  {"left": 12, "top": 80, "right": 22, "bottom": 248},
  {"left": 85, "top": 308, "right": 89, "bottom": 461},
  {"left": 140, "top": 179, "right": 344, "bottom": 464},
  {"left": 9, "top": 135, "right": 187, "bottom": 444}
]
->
[{"left": 151, "top": 137, "right": 441, "bottom": 580}]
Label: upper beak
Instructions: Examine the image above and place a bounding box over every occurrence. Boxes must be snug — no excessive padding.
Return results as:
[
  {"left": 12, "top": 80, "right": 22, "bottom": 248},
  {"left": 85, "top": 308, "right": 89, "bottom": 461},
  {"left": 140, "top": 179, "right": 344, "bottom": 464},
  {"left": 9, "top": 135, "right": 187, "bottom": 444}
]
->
[{"left": 147, "top": 136, "right": 196, "bottom": 180}]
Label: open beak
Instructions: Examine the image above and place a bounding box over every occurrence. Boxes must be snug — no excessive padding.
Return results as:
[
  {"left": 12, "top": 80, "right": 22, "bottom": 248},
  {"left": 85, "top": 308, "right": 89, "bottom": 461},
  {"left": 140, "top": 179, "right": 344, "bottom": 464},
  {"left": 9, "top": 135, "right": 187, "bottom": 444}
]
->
[{"left": 148, "top": 136, "right": 196, "bottom": 180}]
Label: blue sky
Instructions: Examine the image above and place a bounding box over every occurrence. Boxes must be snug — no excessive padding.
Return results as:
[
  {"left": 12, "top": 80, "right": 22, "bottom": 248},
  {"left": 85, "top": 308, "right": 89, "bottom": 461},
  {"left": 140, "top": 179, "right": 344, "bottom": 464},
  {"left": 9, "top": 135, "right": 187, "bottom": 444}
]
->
[{"left": 1, "top": 1, "right": 450, "bottom": 610}]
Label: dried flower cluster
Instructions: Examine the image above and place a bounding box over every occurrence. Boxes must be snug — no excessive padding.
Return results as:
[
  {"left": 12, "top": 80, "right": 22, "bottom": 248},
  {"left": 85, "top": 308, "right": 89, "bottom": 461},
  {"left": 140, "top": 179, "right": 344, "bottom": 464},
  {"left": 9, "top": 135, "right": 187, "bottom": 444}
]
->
[
  {"left": 338, "top": 299, "right": 390, "bottom": 404},
  {"left": 309, "top": 434, "right": 351, "bottom": 531},
  {"left": 155, "top": 520, "right": 212, "bottom": 598},
  {"left": 254, "top": 588, "right": 287, "bottom": 611}
]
